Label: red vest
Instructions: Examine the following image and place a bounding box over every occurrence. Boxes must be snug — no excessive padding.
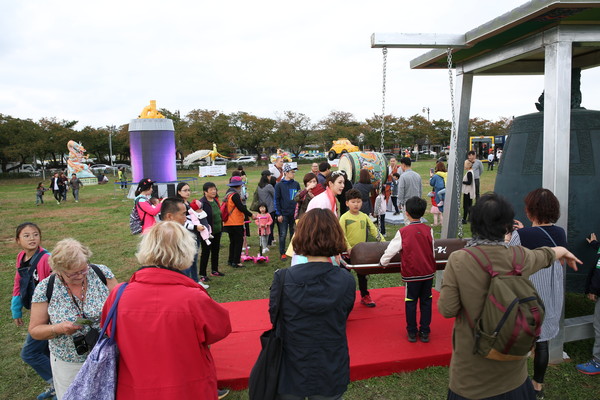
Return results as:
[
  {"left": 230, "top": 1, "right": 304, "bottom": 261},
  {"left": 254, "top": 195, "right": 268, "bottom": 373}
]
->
[{"left": 399, "top": 223, "right": 436, "bottom": 281}]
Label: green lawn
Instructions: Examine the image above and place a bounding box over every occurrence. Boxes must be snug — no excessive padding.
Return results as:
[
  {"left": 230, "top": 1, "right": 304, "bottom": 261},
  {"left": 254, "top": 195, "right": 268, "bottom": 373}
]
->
[{"left": 0, "top": 160, "right": 597, "bottom": 400}]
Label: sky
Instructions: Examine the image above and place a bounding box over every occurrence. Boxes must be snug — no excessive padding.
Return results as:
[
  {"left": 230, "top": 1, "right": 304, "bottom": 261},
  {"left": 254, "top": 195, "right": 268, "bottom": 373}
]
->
[{"left": 1, "top": 0, "right": 599, "bottom": 130}]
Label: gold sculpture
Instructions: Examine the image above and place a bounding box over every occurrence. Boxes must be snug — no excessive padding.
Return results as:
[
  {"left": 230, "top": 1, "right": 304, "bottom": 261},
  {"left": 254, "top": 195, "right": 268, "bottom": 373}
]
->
[{"left": 139, "top": 100, "right": 165, "bottom": 119}]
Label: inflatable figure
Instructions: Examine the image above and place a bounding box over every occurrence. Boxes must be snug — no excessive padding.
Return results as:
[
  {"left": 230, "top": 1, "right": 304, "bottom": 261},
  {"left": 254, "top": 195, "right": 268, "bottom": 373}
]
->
[
  {"left": 67, "top": 140, "right": 95, "bottom": 178},
  {"left": 270, "top": 148, "right": 292, "bottom": 163},
  {"left": 138, "top": 100, "right": 165, "bottom": 119},
  {"left": 183, "top": 143, "right": 229, "bottom": 166}
]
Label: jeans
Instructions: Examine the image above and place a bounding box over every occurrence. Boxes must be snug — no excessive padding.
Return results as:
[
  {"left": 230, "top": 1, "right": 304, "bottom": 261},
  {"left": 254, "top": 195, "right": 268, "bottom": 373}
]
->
[
  {"left": 200, "top": 231, "right": 222, "bottom": 276},
  {"left": 53, "top": 190, "right": 61, "bottom": 203},
  {"left": 268, "top": 211, "right": 279, "bottom": 245},
  {"left": 405, "top": 280, "right": 433, "bottom": 335},
  {"left": 183, "top": 235, "right": 200, "bottom": 281},
  {"left": 21, "top": 333, "right": 52, "bottom": 382},
  {"left": 36, "top": 194, "right": 44, "bottom": 205},
  {"left": 278, "top": 215, "right": 295, "bottom": 255},
  {"left": 72, "top": 189, "right": 79, "bottom": 201},
  {"left": 391, "top": 196, "right": 399, "bottom": 213}
]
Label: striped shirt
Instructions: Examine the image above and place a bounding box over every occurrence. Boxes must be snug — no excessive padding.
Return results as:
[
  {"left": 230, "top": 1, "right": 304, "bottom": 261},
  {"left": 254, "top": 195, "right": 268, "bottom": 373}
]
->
[{"left": 508, "top": 225, "right": 567, "bottom": 341}]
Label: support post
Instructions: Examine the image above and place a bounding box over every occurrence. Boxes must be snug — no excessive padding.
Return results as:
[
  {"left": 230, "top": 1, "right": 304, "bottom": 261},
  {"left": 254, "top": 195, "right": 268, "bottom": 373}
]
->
[
  {"left": 543, "top": 40, "right": 572, "bottom": 364},
  {"left": 436, "top": 70, "right": 473, "bottom": 291}
]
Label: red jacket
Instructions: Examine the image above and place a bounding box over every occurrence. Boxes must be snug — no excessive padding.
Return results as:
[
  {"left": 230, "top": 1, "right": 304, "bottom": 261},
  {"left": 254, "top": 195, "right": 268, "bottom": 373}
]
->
[{"left": 101, "top": 268, "right": 231, "bottom": 400}]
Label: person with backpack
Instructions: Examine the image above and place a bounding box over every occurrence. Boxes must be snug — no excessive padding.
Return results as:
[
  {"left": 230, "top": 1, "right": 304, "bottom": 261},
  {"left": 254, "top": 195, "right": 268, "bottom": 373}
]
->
[
  {"left": 438, "top": 193, "right": 581, "bottom": 400},
  {"left": 29, "top": 238, "right": 118, "bottom": 399},
  {"left": 11, "top": 222, "right": 55, "bottom": 400},
  {"left": 132, "top": 178, "right": 162, "bottom": 234},
  {"left": 508, "top": 189, "right": 568, "bottom": 398},
  {"left": 223, "top": 176, "right": 254, "bottom": 268}
]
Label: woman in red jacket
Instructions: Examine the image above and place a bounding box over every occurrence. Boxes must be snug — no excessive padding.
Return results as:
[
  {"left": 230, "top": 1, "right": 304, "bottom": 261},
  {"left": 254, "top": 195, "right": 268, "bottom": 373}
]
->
[{"left": 101, "top": 221, "right": 232, "bottom": 400}]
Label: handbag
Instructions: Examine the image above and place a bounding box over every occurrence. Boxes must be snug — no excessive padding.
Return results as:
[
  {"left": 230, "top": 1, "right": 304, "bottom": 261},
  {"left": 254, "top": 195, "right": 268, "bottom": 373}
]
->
[
  {"left": 249, "top": 190, "right": 260, "bottom": 212},
  {"left": 63, "top": 283, "right": 128, "bottom": 400},
  {"left": 248, "top": 269, "right": 287, "bottom": 400}
]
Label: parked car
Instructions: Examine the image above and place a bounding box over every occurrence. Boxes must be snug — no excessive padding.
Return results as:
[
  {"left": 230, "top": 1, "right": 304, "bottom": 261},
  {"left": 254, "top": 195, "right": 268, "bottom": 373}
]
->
[
  {"left": 300, "top": 153, "right": 322, "bottom": 160},
  {"left": 230, "top": 156, "right": 257, "bottom": 164},
  {"left": 418, "top": 150, "right": 437, "bottom": 157},
  {"left": 328, "top": 138, "right": 360, "bottom": 160},
  {"left": 15, "top": 164, "right": 41, "bottom": 176},
  {"left": 91, "top": 164, "right": 118, "bottom": 174}
]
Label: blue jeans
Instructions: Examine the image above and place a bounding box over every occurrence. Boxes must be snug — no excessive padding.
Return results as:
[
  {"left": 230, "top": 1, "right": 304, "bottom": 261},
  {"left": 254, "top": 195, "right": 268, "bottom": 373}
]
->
[
  {"left": 183, "top": 235, "right": 200, "bottom": 282},
  {"left": 278, "top": 215, "right": 295, "bottom": 255},
  {"left": 21, "top": 333, "right": 52, "bottom": 382}
]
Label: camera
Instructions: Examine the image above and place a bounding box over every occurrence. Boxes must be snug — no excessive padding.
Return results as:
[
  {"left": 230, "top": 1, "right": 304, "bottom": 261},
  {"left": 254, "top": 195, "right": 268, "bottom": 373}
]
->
[
  {"left": 72, "top": 333, "right": 89, "bottom": 355},
  {"left": 72, "top": 328, "right": 100, "bottom": 355}
]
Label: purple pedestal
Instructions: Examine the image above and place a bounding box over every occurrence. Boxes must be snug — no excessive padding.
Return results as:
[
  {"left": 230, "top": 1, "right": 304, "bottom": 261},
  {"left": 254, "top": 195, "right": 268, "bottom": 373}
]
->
[{"left": 129, "top": 119, "right": 176, "bottom": 183}]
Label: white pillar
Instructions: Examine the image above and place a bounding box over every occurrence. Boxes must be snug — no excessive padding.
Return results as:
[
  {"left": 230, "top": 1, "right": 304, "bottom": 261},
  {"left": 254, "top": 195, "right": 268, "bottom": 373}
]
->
[{"left": 543, "top": 40, "right": 572, "bottom": 364}]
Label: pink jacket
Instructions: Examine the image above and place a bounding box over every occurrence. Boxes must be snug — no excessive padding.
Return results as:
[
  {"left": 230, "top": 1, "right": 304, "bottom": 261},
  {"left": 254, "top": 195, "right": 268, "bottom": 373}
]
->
[
  {"left": 254, "top": 213, "right": 273, "bottom": 236},
  {"left": 136, "top": 197, "right": 162, "bottom": 234},
  {"left": 306, "top": 190, "right": 337, "bottom": 216}
]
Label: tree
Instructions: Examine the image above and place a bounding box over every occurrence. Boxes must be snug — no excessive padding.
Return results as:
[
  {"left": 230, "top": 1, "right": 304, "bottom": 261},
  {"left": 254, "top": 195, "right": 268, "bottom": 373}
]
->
[
  {"left": 229, "top": 112, "right": 275, "bottom": 160},
  {"left": 273, "top": 111, "right": 314, "bottom": 157},
  {"left": 0, "top": 115, "right": 46, "bottom": 172},
  {"left": 38, "top": 118, "right": 79, "bottom": 166},
  {"left": 159, "top": 109, "right": 188, "bottom": 160},
  {"left": 317, "top": 111, "right": 362, "bottom": 150}
]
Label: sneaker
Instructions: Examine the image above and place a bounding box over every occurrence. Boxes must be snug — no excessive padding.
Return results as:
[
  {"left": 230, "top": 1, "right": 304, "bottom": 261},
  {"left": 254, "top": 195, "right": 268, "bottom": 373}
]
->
[
  {"left": 576, "top": 358, "right": 600, "bottom": 375},
  {"left": 419, "top": 332, "right": 430, "bottom": 343},
  {"left": 534, "top": 389, "right": 545, "bottom": 400},
  {"left": 199, "top": 275, "right": 210, "bottom": 282},
  {"left": 198, "top": 281, "right": 210, "bottom": 289},
  {"left": 360, "top": 295, "right": 376, "bottom": 307},
  {"left": 393, "top": 212, "right": 400, "bottom": 216},
  {"left": 211, "top": 271, "right": 225, "bottom": 277},
  {"left": 37, "top": 386, "right": 55, "bottom": 400},
  {"left": 217, "top": 389, "right": 230, "bottom": 399},
  {"left": 262, "top": 247, "right": 269, "bottom": 252},
  {"left": 407, "top": 333, "right": 417, "bottom": 343},
  {"left": 231, "top": 263, "right": 245, "bottom": 268},
  {"left": 280, "top": 254, "right": 287, "bottom": 261}
]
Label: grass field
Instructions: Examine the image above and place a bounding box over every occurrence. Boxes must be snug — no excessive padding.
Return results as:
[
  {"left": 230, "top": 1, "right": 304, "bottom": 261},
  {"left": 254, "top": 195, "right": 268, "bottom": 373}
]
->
[{"left": 1, "top": 160, "right": 598, "bottom": 400}]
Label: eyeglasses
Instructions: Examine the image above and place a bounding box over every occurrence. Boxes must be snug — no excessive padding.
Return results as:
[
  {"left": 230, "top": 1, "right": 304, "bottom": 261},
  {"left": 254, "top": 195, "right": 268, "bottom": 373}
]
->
[{"left": 63, "top": 266, "right": 89, "bottom": 279}]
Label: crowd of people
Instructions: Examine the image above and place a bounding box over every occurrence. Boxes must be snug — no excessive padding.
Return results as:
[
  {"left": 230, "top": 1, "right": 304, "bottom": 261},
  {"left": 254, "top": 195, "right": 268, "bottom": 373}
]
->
[{"left": 9, "top": 153, "right": 600, "bottom": 400}]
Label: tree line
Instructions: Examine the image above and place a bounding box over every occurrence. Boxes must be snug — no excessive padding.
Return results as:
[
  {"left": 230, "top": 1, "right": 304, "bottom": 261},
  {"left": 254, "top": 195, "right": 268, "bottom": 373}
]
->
[{"left": 0, "top": 110, "right": 512, "bottom": 172}]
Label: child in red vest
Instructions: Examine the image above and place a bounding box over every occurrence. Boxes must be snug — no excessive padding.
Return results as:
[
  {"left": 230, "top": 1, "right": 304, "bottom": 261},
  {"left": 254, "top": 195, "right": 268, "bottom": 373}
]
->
[{"left": 379, "top": 196, "right": 436, "bottom": 343}]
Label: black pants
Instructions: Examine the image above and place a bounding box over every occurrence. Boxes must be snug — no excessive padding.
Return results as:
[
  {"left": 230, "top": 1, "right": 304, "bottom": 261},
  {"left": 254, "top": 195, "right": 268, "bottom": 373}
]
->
[
  {"left": 474, "top": 178, "right": 480, "bottom": 200},
  {"left": 357, "top": 273, "right": 369, "bottom": 297},
  {"left": 533, "top": 340, "right": 549, "bottom": 384},
  {"left": 268, "top": 211, "right": 278, "bottom": 246},
  {"left": 53, "top": 190, "right": 61, "bottom": 202},
  {"left": 199, "top": 232, "right": 222, "bottom": 276},
  {"left": 405, "top": 280, "right": 433, "bottom": 335},
  {"left": 391, "top": 196, "right": 400, "bottom": 213},
  {"left": 463, "top": 194, "right": 473, "bottom": 222},
  {"left": 378, "top": 215, "right": 386, "bottom": 235},
  {"left": 226, "top": 226, "right": 244, "bottom": 265}
]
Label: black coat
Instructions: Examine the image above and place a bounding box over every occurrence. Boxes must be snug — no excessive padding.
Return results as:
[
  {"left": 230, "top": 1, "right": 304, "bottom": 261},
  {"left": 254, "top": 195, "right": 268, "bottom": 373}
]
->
[{"left": 269, "top": 262, "right": 356, "bottom": 397}]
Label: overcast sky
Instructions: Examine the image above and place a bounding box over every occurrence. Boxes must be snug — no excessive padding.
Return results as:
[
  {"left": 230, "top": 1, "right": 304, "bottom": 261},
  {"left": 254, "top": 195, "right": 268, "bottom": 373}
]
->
[{"left": 1, "top": 0, "right": 599, "bottom": 129}]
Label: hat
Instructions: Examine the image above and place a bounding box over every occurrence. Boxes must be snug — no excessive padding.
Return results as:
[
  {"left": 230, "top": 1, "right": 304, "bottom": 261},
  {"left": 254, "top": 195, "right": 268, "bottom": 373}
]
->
[
  {"left": 227, "top": 176, "right": 244, "bottom": 187},
  {"left": 137, "top": 178, "right": 154, "bottom": 192},
  {"left": 283, "top": 164, "right": 297, "bottom": 174},
  {"left": 261, "top": 170, "right": 272, "bottom": 176}
]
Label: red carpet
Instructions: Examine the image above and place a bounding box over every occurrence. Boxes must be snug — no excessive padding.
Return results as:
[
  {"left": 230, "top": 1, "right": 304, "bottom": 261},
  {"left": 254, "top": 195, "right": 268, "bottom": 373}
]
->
[{"left": 212, "top": 286, "right": 454, "bottom": 390}]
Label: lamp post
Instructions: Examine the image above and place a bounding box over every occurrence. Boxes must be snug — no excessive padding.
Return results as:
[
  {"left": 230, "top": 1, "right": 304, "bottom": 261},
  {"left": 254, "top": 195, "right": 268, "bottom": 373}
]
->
[
  {"left": 422, "top": 107, "right": 430, "bottom": 121},
  {"left": 108, "top": 125, "right": 115, "bottom": 167}
]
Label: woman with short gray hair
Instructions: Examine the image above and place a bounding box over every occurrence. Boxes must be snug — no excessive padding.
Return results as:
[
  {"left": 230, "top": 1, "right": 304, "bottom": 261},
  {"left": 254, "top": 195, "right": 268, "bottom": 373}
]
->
[{"left": 29, "top": 238, "right": 118, "bottom": 399}]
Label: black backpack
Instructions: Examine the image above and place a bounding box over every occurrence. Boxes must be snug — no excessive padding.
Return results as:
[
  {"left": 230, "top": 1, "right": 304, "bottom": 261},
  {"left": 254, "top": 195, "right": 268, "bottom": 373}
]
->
[
  {"left": 46, "top": 264, "right": 107, "bottom": 304},
  {"left": 18, "top": 249, "right": 50, "bottom": 309}
]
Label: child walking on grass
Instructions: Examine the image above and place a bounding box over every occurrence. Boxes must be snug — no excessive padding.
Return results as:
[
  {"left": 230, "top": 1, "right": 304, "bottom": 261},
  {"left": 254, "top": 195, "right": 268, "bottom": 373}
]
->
[
  {"left": 11, "top": 222, "right": 55, "bottom": 399},
  {"left": 380, "top": 196, "right": 436, "bottom": 343},
  {"left": 36, "top": 182, "right": 48, "bottom": 206}
]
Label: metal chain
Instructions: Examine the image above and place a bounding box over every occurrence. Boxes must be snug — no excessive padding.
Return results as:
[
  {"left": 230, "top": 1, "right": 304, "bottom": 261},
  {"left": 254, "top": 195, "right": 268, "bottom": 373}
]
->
[
  {"left": 377, "top": 47, "right": 388, "bottom": 240},
  {"left": 447, "top": 48, "right": 463, "bottom": 239}
]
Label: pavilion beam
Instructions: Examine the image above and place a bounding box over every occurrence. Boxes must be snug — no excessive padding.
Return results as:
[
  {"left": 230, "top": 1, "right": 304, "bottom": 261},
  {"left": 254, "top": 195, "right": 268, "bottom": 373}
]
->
[
  {"left": 543, "top": 39, "right": 573, "bottom": 364},
  {"left": 371, "top": 33, "right": 467, "bottom": 49}
]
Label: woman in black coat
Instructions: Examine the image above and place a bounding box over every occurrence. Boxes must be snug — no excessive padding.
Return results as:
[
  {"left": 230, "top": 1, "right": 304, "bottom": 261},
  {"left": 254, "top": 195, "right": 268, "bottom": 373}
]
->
[{"left": 269, "top": 208, "right": 355, "bottom": 400}]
